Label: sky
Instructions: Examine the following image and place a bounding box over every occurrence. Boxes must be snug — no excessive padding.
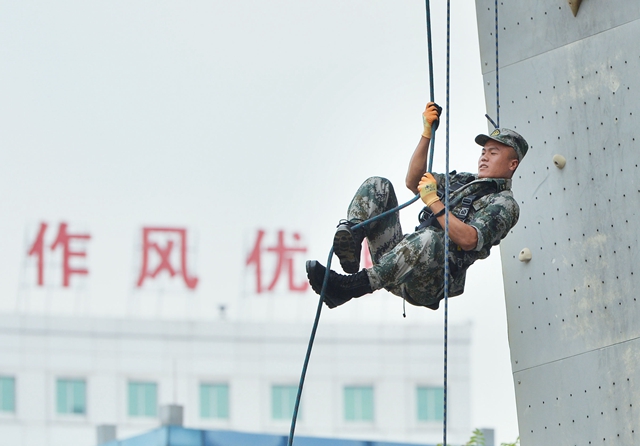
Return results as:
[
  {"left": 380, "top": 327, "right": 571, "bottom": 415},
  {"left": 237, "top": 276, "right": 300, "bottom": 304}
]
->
[{"left": 0, "top": 0, "right": 518, "bottom": 443}]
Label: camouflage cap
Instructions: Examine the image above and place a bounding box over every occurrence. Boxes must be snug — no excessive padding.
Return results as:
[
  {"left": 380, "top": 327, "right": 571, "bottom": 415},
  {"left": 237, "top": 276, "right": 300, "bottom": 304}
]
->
[{"left": 475, "top": 128, "right": 529, "bottom": 162}]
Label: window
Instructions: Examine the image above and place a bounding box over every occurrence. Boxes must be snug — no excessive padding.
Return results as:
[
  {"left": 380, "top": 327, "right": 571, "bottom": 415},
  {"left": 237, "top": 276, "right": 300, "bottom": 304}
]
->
[
  {"left": 200, "top": 383, "right": 229, "bottom": 419},
  {"left": 417, "top": 386, "right": 444, "bottom": 422},
  {"left": 344, "top": 386, "right": 374, "bottom": 422},
  {"left": 271, "top": 385, "right": 298, "bottom": 420},
  {"left": 56, "top": 379, "right": 86, "bottom": 415},
  {"left": 128, "top": 381, "right": 157, "bottom": 417},
  {"left": 0, "top": 376, "right": 15, "bottom": 413}
]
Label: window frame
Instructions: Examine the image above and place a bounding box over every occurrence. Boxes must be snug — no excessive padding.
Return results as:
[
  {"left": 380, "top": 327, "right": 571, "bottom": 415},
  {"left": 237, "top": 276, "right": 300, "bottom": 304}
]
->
[
  {"left": 416, "top": 385, "right": 445, "bottom": 423},
  {"left": 55, "top": 377, "right": 87, "bottom": 416},
  {"left": 270, "top": 384, "right": 299, "bottom": 421},
  {"left": 127, "top": 380, "right": 158, "bottom": 418},
  {"left": 343, "top": 385, "right": 375, "bottom": 423},
  {"left": 199, "top": 382, "right": 230, "bottom": 420},
  {"left": 0, "top": 375, "right": 16, "bottom": 414}
]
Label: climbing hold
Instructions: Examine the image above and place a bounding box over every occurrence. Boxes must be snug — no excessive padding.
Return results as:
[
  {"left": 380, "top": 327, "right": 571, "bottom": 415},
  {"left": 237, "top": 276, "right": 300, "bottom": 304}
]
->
[
  {"left": 553, "top": 154, "right": 566, "bottom": 169},
  {"left": 567, "top": 0, "right": 582, "bottom": 17},
  {"left": 519, "top": 248, "right": 532, "bottom": 262}
]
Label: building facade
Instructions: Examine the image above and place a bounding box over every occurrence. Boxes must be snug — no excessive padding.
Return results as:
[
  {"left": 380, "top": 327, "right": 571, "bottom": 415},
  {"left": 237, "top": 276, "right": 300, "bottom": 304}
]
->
[{"left": 0, "top": 314, "right": 472, "bottom": 446}]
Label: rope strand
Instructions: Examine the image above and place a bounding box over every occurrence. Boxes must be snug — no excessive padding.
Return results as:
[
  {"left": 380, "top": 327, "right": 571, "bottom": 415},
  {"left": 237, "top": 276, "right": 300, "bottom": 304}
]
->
[
  {"left": 494, "top": 0, "right": 500, "bottom": 127},
  {"left": 442, "top": 0, "right": 451, "bottom": 444},
  {"left": 287, "top": 248, "right": 332, "bottom": 446},
  {"left": 287, "top": 195, "right": 421, "bottom": 446},
  {"left": 288, "top": 2, "right": 447, "bottom": 443},
  {"left": 425, "top": 0, "right": 437, "bottom": 172}
]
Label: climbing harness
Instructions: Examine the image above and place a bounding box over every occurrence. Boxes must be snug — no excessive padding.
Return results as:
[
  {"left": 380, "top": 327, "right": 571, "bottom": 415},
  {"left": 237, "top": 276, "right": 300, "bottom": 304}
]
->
[
  {"left": 416, "top": 177, "right": 509, "bottom": 304},
  {"left": 416, "top": 176, "right": 507, "bottom": 231}
]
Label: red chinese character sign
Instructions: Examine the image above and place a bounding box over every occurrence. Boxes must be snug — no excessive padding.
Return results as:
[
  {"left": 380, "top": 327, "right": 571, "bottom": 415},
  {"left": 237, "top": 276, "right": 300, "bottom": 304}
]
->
[
  {"left": 27, "top": 222, "right": 91, "bottom": 287},
  {"left": 21, "top": 222, "right": 202, "bottom": 319},
  {"left": 245, "top": 229, "right": 309, "bottom": 294},
  {"left": 136, "top": 227, "right": 198, "bottom": 290}
]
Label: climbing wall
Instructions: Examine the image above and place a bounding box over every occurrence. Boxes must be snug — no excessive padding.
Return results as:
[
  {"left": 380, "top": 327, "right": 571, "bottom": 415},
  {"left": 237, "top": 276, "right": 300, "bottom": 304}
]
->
[{"left": 475, "top": 1, "right": 640, "bottom": 444}]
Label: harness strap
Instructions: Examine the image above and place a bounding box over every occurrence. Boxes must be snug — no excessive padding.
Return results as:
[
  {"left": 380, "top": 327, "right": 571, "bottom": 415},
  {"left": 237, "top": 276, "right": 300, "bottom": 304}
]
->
[
  {"left": 415, "top": 182, "right": 498, "bottom": 231},
  {"left": 452, "top": 195, "right": 475, "bottom": 220}
]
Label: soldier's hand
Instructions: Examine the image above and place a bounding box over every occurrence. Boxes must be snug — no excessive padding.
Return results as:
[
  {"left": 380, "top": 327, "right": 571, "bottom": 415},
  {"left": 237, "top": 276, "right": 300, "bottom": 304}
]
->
[
  {"left": 418, "top": 173, "right": 440, "bottom": 207},
  {"left": 422, "top": 102, "right": 442, "bottom": 139}
]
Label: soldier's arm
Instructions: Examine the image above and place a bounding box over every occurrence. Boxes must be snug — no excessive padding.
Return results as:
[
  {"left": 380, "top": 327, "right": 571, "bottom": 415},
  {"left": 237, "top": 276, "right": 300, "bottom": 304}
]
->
[
  {"left": 406, "top": 136, "right": 430, "bottom": 194},
  {"left": 428, "top": 200, "right": 479, "bottom": 251},
  {"left": 467, "top": 195, "right": 519, "bottom": 249},
  {"left": 406, "top": 103, "right": 441, "bottom": 193}
]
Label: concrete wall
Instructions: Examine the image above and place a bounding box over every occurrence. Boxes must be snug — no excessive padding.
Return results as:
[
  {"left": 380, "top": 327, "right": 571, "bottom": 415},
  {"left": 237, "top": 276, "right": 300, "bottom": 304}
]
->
[{"left": 476, "top": 1, "right": 640, "bottom": 444}]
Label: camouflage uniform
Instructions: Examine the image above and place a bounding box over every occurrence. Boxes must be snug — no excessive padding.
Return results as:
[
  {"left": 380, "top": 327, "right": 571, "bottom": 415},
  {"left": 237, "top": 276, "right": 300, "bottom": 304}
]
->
[{"left": 347, "top": 173, "right": 519, "bottom": 309}]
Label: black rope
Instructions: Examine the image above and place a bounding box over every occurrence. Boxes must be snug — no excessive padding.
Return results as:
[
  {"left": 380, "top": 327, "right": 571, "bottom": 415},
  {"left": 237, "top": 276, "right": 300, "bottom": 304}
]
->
[
  {"left": 287, "top": 2, "right": 445, "bottom": 443},
  {"left": 442, "top": 0, "right": 451, "bottom": 443},
  {"left": 287, "top": 247, "right": 332, "bottom": 446},
  {"left": 484, "top": 0, "right": 500, "bottom": 131},
  {"left": 485, "top": 113, "right": 499, "bottom": 129},
  {"left": 286, "top": 195, "right": 421, "bottom": 446},
  {"left": 425, "top": 0, "right": 437, "bottom": 172},
  {"left": 494, "top": 0, "right": 500, "bottom": 127}
]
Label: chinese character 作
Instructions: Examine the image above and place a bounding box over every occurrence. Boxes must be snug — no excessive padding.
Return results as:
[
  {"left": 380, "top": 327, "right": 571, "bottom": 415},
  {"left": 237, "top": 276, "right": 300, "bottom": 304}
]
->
[{"left": 27, "top": 222, "right": 91, "bottom": 287}]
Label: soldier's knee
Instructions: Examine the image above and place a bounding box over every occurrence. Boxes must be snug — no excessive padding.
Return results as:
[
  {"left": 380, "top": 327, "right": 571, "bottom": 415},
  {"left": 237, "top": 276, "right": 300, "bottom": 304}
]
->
[
  {"left": 363, "top": 176, "right": 391, "bottom": 187},
  {"left": 363, "top": 176, "right": 395, "bottom": 194}
]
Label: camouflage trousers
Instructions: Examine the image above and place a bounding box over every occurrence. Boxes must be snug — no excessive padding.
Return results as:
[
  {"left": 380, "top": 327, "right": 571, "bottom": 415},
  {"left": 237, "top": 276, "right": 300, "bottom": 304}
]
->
[{"left": 347, "top": 176, "right": 446, "bottom": 307}]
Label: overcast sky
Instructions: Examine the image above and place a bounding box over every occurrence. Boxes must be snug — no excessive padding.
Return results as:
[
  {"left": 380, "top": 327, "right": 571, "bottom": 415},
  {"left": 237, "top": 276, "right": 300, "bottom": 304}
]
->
[{"left": 0, "top": 1, "right": 518, "bottom": 443}]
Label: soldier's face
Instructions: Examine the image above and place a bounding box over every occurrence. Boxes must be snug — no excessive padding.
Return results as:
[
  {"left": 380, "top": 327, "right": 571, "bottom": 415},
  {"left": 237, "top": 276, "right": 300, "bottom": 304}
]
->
[{"left": 477, "top": 141, "right": 519, "bottom": 179}]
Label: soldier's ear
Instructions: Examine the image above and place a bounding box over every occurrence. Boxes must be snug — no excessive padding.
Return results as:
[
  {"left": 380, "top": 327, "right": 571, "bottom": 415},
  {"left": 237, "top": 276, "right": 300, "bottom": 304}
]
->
[{"left": 509, "top": 158, "right": 519, "bottom": 172}]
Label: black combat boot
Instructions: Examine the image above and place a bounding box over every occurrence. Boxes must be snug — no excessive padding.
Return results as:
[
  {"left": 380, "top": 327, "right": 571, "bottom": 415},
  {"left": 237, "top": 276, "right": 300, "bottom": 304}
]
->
[
  {"left": 305, "top": 260, "right": 373, "bottom": 308},
  {"left": 332, "top": 220, "right": 365, "bottom": 274}
]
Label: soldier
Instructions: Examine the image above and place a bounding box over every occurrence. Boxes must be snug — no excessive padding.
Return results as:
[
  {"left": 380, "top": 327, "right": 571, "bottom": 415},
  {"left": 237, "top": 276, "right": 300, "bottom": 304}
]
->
[{"left": 306, "top": 103, "right": 528, "bottom": 309}]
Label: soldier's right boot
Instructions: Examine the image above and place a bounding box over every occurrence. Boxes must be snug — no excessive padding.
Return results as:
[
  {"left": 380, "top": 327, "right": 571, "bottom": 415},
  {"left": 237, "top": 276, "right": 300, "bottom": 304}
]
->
[
  {"left": 332, "top": 220, "right": 365, "bottom": 274},
  {"left": 305, "top": 260, "right": 373, "bottom": 308}
]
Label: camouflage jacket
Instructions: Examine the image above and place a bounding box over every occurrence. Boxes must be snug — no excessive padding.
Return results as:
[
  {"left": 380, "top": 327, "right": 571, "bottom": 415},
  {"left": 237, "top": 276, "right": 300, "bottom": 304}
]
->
[{"left": 427, "top": 171, "right": 519, "bottom": 297}]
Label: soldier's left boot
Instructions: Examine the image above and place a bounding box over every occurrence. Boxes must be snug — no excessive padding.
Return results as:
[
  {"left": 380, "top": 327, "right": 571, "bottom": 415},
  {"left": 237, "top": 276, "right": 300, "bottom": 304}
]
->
[
  {"left": 332, "top": 220, "right": 365, "bottom": 274},
  {"left": 305, "top": 260, "right": 372, "bottom": 308}
]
